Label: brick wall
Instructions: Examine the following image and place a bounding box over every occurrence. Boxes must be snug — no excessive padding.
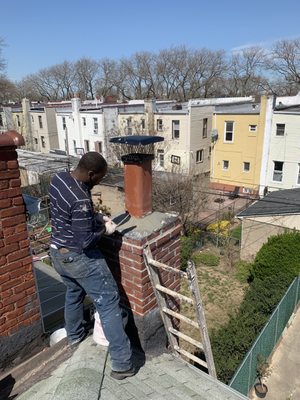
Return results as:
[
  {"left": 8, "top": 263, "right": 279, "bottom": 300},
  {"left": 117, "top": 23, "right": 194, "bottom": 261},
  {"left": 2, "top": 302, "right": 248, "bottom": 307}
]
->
[
  {"left": 0, "top": 131, "right": 42, "bottom": 370},
  {"left": 98, "top": 215, "right": 182, "bottom": 351}
]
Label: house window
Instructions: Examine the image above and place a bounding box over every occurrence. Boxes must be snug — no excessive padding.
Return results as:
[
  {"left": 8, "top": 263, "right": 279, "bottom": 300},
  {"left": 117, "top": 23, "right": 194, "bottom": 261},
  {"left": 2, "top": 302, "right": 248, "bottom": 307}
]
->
[
  {"left": 73, "top": 140, "right": 76, "bottom": 152},
  {"left": 38, "top": 115, "right": 43, "bottom": 129},
  {"left": 249, "top": 125, "right": 257, "bottom": 132},
  {"left": 157, "top": 119, "right": 163, "bottom": 131},
  {"left": 243, "top": 162, "right": 250, "bottom": 172},
  {"left": 0, "top": 114, "right": 3, "bottom": 126},
  {"left": 172, "top": 120, "right": 180, "bottom": 139},
  {"left": 16, "top": 115, "right": 21, "bottom": 127},
  {"left": 223, "top": 160, "right": 229, "bottom": 170},
  {"left": 202, "top": 118, "right": 208, "bottom": 138},
  {"left": 84, "top": 140, "right": 90, "bottom": 152},
  {"left": 224, "top": 121, "right": 234, "bottom": 142},
  {"left": 126, "top": 118, "right": 132, "bottom": 135},
  {"left": 298, "top": 165, "right": 300, "bottom": 185},
  {"left": 196, "top": 149, "right": 204, "bottom": 163},
  {"left": 62, "top": 117, "right": 66, "bottom": 130},
  {"left": 209, "top": 146, "right": 212, "bottom": 157},
  {"left": 93, "top": 118, "right": 98, "bottom": 133},
  {"left": 171, "top": 155, "right": 181, "bottom": 165},
  {"left": 41, "top": 136, "right": 46, "bottom": 148},
  {"left": 141, "top": 119, "right": 145, "bottom": 130},
  {"left": 157, "top": 149, "right": 164, "bottom": 167},
  {"left": 82, "top": 117, "right": 86, "bottom": 126},
  {"left": 95, "top": 141, "right": 102, "bottom": 153},
  {"left": 34, "top": 138, "right": 38, "bottom": 145},
  {"left": 273, "top": 161, "right": 283, "bottom": 182},
  {"left": 276, "top": 123, "right": 285, "bottom": 136}
]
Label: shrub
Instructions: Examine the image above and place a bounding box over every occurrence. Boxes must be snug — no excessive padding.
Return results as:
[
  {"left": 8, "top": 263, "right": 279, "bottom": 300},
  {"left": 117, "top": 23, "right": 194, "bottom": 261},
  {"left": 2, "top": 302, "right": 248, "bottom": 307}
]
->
[
  {"left": 235, "top": 260, "right": 252, "bottom": 283},
  {"left": 192, "top": 252, "right": 220, "bottom": 267},
  {"left": 207, "top": 220, "right": 230, "bottom": 237},
  {"left": 211, "top": 232, "right": 300, "bottom": 383}
]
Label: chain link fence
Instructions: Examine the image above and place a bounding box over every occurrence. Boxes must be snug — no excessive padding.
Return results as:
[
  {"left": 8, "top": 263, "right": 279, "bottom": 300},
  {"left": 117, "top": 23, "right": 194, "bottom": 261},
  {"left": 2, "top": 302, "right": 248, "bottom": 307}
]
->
[{"left": 229, "top": 276, "right": 300, "bottom": 396}]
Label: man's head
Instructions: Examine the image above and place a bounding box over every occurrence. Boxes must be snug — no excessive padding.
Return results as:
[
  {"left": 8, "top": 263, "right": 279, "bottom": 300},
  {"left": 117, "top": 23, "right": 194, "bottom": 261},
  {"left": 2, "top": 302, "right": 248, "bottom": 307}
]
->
[{"left": 75, "top": 152, "right": 107, "bottom": 188}]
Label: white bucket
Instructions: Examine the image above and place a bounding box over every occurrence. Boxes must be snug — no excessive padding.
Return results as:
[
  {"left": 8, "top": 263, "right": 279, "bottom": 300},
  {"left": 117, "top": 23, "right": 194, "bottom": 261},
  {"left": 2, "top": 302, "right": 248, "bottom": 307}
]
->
[
  {"left": 93, "top": 312, "right": 109, "bottom": 346},
  {"left": 49, "top": 328, "right": 67, "bottom": 347}
]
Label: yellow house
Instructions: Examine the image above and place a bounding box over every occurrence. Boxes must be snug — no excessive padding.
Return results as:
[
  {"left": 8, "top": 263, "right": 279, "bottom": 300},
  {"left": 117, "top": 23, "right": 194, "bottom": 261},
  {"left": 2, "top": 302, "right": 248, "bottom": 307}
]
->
[{"left": 210, "top": 96, "right": 268, "bottom": 196}]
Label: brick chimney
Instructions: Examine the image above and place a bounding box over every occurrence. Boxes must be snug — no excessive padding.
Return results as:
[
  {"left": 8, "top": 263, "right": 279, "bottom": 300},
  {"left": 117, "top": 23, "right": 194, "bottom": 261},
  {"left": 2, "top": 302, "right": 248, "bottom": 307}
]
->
[
  {"left": 100, "top": 135, "right": 182, "bottom": 352},
  {"left": 110, "top": 135, "right": 164, "bottom": 218},
  {"left": 0, "top": 130, "right": 42, "bottom": 370}
]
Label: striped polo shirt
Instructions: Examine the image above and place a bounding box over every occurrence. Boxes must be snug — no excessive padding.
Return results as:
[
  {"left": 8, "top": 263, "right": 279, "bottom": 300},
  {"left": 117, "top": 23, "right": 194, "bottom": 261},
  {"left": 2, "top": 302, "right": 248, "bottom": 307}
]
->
[{"left": 49, "top": 171, "right": 105, "bottom": 252}]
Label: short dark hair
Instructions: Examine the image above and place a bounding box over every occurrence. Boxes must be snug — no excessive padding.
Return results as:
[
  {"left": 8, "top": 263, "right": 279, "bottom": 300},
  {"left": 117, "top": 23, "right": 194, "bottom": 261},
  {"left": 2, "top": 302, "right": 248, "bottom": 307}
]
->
[{"left": 77, "top": 152, "right": 107, "bottom": 173}]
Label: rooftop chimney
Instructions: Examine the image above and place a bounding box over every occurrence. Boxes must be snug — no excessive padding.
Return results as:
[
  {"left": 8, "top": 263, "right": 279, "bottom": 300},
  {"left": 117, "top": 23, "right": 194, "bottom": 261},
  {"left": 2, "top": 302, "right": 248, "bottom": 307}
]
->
[{"left": 110, "top": 135, "right": 164, "bottom": 218}]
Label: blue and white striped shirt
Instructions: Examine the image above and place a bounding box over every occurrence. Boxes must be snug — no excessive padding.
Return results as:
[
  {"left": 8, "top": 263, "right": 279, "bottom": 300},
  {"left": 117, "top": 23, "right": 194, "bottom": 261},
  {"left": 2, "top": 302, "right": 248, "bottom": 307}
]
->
[{"left": 49, "top": 171, "right": 105, "bottom": 252}]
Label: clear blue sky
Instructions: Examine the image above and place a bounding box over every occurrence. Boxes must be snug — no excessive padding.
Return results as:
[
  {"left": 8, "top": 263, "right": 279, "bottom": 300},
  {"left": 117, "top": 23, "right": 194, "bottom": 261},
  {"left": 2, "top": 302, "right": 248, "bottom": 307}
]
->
[{"left": 1, "top": 0, "right": 300, "bottom": 82}]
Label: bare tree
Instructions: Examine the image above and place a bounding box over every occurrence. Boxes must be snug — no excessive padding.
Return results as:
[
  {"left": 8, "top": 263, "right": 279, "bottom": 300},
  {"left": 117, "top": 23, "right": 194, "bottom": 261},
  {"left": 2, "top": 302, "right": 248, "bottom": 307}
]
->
[
  {"left": 0, "top": 77, "right": 18, "bottom": 103},
  {"left": 226, "top": 46, "right": 266, "bottom": 96},
  {"left": 75, "top": 58, "right": 100, "bottom": 99},
  {"left": 50, "top": 61, "right": 76, "bottom": 99},
  {"left": 153, "top": 171, "right": 209, "bottom": 233},
  {"left": 268, "top": 38, "right": 300, "bottom": 87}
]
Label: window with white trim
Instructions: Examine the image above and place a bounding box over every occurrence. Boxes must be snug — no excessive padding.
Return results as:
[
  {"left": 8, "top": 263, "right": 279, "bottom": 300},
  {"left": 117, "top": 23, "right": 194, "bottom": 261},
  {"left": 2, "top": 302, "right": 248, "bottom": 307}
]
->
[
  {"left": 41, "top": 136, "right": 46, "bottom": 148},
  {"left": 95, "top": 141, "right": 102, "bottom": 153},
  {"left": 157, "top": 149, "right": 164, "bottom": 167},
  {"left": 202, "top": 118, "right": 208, "bottom": 138},
  {"left": 38, "top": 115, "right": 43, "bottom": 129},
  {"left": 196, "top": 149, "right": 204, "bottom": 163},
  {"left": 224, "top": 121, "right": 234, "bottom": 142},
  {"left": 223, "top": 160, "right": 229, "bottom": 170},
  {"left": 126, "top": 118, "right": 132, "bottom": 135},
  {"left": 243, "top": 162, "right": 250, "bottom": 172},
  {"left": 273, "top": 161, "right": 283, "bottom": 182},
  {"left": 16, "top": 115, "right": 21, "bottom": 127},
  {"left": 172, "top": 120, "right": 180, "bottom": 139},
  {"left": 82, "top": 117, "right": 86, "bottom": 126},
  {"left": 62, "top": 117, "right": 66, "bottom": 130},
  {"left": 84, "top": 140, "right": 90, "bottom": 152},
  {"left": 249, "top": 125, "right": 257, "bottom": 132},
  {"left": 93, "top": 118, "right": 98, "bottom": 133},
  {"left": 276, "top": 124, "right": 285, "bottom": 136},
  {"left": 157, "top": 119, "right": 163, "bottom": 131}
]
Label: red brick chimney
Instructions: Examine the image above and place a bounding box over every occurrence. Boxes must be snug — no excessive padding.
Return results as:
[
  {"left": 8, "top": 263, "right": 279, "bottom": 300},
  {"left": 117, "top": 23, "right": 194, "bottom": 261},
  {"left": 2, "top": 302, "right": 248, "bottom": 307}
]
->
[
  {"left": 0, "top": 130, "right": 42, "bottom": 370},
  {"left": 102, "top": 135, "right": 182, "bottom": 352}
]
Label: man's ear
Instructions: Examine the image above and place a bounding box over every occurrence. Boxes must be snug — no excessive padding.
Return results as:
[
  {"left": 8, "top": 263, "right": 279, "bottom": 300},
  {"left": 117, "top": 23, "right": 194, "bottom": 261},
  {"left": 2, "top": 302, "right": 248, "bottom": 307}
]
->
[{"left": 88, "top": 170, "right": 95, "bottom": 180}]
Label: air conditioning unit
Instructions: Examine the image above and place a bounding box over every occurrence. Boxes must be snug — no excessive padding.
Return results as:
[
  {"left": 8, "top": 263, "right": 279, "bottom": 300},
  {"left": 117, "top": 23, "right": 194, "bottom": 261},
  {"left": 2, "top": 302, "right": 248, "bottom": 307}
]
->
[{"left": 211, "top": 129, "right": 218, "bottom": 142}]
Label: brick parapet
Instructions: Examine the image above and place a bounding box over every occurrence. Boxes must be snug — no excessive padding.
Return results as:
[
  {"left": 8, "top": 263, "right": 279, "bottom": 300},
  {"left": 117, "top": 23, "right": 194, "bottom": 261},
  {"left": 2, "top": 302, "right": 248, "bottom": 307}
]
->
[
  {"left": 99, "top": 219, "right": 182, "bottom": 317},
  {"left": 0, "top": 132, "right": 41, "bottom": 338}
]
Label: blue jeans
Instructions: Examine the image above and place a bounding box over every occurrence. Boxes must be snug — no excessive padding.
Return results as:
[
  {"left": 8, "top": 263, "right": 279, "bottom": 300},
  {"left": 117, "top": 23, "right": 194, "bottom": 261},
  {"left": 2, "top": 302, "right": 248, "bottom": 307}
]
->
[{"left": 50, "top": 247, "right": 132, "bottom": 371}]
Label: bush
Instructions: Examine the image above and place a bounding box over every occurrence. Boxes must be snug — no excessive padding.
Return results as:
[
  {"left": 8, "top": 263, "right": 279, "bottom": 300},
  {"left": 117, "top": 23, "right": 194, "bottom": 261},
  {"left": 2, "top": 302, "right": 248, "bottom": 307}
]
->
[
  {"left": 235, "top": 260, "right": 252, "bottom": 283},
  {"left": 192, "top": 252, "right": 220, "bottom": 267},
  {"left": 207, "top": 220, "right": 230, "bottom": 237},
  {"left": 211, "top": 232, "right": 300, "bottom": 383},
  {"left": 180, "top": 228, "right": 201, "bottom": 270}
]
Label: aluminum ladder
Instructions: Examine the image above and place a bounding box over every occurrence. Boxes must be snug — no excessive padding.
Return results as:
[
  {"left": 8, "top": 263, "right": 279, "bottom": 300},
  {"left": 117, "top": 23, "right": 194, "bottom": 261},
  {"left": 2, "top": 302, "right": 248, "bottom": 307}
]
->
[{"left": 143, "top": 245, "right": 217, "bottom": 378}]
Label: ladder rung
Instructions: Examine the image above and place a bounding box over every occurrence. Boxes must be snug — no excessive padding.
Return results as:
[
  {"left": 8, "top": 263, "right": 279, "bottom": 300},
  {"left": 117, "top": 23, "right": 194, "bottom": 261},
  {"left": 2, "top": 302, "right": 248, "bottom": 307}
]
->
[
  {"left": 162, "top": 307, "right": 199, "bottom": 328},
  {"left": 168, "top": 327, "right": 204, "bottom": 351},
  {"left": 174, "top": 345, "right": 208, "bottom": 369},
  {"left": 156, "top": 284, "right": 193, "bottom": 304},
  {"left": 147, "top": 258, "right": 188, "bottom": 278}
]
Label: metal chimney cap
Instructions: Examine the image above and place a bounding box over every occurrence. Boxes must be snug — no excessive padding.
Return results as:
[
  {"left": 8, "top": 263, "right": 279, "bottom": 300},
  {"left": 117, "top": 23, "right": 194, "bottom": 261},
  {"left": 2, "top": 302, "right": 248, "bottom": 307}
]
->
[{"left": 109, "top": 135, "right": 164, "bottom": 146}]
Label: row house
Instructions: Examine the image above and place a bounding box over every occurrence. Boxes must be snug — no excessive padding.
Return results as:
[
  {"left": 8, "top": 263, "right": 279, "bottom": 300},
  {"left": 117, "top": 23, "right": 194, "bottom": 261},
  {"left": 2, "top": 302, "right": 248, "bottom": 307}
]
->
[
  {"left": 210, "top": 97, "right": 268, "bottom": 196},
  {"left": 117, "top": 98, "right": 253, "bottom": 174},
  {"left": 262, "top": 103, "right": 300, "bottom": 192},
  {"left": 210, "top": 92, "right": 300, "bottom": 197}
]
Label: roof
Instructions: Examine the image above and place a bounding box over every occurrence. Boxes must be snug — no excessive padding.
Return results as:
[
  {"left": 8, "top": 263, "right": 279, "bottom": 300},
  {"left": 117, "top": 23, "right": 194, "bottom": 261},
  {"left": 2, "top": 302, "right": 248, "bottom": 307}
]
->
[
  {"left": 15, "top": 335, "right": 249, "bottom": 400},
  {"left": 238, "top": 188, "right": 300, "bottom": 218},
  {"left": 215, "top": 102, "right": 260, "bottom": 115}
]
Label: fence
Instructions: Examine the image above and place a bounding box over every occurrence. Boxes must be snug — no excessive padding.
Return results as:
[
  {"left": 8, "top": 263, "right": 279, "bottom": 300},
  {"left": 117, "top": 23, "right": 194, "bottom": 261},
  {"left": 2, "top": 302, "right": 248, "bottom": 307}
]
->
[{"left": 229, "top": 276, "right": 300, "bottom": 396}]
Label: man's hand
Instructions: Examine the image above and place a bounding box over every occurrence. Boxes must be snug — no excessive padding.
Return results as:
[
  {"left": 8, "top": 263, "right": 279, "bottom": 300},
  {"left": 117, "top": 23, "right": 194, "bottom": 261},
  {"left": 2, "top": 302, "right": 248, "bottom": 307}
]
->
[{"left": 104, "top": 218, "right": 117, "bottom": 235}]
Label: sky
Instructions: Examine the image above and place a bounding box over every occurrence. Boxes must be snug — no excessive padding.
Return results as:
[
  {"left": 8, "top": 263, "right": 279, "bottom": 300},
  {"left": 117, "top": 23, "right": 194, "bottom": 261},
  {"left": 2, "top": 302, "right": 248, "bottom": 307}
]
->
[{"left": 1, "top": 0, "right": 300, "bottom": 82}]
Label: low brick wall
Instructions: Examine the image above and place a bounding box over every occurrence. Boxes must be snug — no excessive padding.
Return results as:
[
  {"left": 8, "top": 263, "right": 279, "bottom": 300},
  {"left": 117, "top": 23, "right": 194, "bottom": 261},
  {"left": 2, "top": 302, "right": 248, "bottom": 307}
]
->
[{"left": 0, "top": 131, "right": 42, "bottom": 371}]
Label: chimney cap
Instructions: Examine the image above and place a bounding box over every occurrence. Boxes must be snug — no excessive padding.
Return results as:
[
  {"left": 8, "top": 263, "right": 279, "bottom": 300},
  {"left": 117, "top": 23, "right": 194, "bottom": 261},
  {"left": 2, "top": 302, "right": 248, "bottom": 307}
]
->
[{"left": 110, "top": 135, "right": 164, "bottom": 146}]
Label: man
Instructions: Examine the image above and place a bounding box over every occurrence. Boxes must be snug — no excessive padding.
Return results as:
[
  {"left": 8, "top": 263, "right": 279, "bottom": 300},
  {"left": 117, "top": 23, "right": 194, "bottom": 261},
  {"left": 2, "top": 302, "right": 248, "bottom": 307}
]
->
[{"left": 49, "top": 151, "right": 135, "bottom": 380}]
